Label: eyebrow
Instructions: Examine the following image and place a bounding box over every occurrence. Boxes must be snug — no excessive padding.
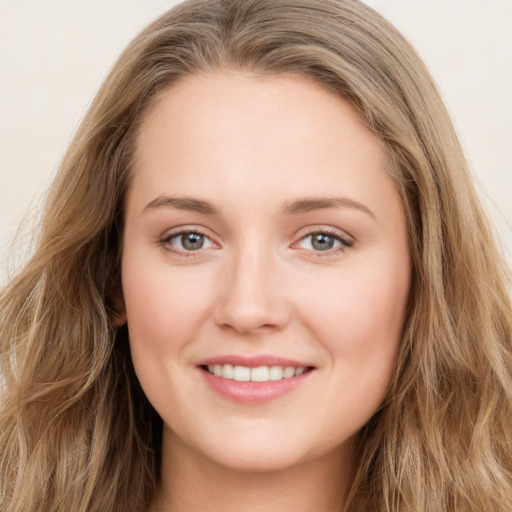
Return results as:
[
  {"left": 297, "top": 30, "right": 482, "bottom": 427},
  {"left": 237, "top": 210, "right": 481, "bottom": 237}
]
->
[
  {"left": 143, "top": 196, "right": 220, "bottom": 215},
  {"left": 143, "top": 195, "right": 374, "bottom": 218},
  {"left": 282, "top": 197, "right": 375, "bottom": 218}
]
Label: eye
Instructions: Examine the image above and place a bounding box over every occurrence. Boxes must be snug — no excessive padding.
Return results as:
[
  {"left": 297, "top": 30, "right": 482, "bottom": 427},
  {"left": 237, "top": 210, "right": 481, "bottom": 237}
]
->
[
  {"left": 161, "top": 231, "right": 215, "bottom": 252},
  {"left": 296, "top": 231, "right": 352, "bottom": 252}
]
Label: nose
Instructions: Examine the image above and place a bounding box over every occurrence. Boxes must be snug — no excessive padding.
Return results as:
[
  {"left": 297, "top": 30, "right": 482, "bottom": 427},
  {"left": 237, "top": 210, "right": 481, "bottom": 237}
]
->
[{"left": 213, "top": 246, "right": 291, "bottom": 334}]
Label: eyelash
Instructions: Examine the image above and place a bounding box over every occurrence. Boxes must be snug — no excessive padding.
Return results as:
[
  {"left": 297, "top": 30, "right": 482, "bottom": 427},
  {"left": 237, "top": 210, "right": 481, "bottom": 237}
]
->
[
  {"left": 158, "top": 227, "right": 353, "bottom": 258},
  {"left": 158, "top": 229, "right": 214, "bottom": 258},
  {"left": 294, "top": 227, "right": 353, "bottom": 257}
]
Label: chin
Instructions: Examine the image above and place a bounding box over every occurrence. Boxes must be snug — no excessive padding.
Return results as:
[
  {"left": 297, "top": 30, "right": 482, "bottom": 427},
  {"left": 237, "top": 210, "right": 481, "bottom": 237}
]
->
[
  {"left": 203, "top": 445, "right": 307, "bottom": 474},
  {"left": 168, "top": 424, "right": 312, "bottom": 474}
]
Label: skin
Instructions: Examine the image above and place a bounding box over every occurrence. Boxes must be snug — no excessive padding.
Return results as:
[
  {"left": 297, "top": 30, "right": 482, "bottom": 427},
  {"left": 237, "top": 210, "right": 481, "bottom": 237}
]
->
[{"left": 121, "top": 72, "right": 411, "bottom": 512}]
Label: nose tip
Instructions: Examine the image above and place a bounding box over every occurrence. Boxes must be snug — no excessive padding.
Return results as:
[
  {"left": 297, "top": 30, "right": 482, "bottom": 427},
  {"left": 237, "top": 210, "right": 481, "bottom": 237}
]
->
[
  {"left": 213, "top": 258, "right": 290, "bottom": 334},
  {"left": 216, "top": 301, "right": 285, "bottom": 334}
]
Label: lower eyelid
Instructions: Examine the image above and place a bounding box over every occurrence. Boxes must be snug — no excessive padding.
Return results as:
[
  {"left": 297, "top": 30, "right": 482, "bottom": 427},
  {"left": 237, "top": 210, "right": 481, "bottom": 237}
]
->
[
  {"left": 158, "top": 229, "right": 219, "bottom": 255},
  {"left": 157, "top": 228, "right": 352, "bottom": 255},
  {"left": 296, "top": 231, "right": 353, "bottom": 249}
]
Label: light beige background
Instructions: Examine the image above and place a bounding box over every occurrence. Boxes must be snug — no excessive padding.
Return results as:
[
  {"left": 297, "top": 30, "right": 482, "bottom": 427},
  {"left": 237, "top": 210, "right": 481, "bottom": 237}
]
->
[{"left": 1, "top": 0, "right": 511, "bottom": 285}]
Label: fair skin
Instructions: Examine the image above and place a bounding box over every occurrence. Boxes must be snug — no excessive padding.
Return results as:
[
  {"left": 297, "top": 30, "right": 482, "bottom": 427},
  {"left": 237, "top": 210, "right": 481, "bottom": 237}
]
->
[{"left": 121, "top": 72, "right": 411, "bottom": 512}]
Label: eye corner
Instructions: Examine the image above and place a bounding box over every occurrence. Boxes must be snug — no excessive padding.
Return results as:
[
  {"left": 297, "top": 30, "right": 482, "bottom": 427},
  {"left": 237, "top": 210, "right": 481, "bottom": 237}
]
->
[
  {"left": 157, "top": 227, "right": 221, "bottom": 257},
  {"left": 292, "top": 227, "right": 354, "bottom": 257}
]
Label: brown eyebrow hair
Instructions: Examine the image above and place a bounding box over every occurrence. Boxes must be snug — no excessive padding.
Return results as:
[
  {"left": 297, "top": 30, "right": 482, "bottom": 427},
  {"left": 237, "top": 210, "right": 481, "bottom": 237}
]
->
[
  {"left": 143, "top": 195, "right": 374, "bottom": 218},
  {"left": 282, "top": 197, "right": 375, "bottom": 218},
  {"left": 143, "top": 196, "right": 220, "bottom": 215}
]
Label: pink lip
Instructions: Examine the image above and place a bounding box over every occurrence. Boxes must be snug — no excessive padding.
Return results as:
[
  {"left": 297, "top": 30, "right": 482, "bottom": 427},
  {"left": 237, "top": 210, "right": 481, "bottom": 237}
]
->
[
  {"left": 198, "top": 354, "right": 311, "bottom": 368},
  {"left": 196, "top": 354, "right": 315, "bottom": 404}
]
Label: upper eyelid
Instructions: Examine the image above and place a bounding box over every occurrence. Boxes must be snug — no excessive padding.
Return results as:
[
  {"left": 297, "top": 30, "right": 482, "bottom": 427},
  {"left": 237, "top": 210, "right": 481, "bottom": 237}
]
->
[
  {"left": 160, "top": 225, "right": 215, "bottom": 240},
  {"left": 158, "top": 225, "right": 354, "bottom": 247},
  {"left": 158, "top": 230, "right": 218, "bottom": 257},
  {"left": 293, "top": 225, "right": 354, "bottom": 242},
  {"left": 293, "top": 233, "right": 353, "bottom": 250},
  {"left": 157, "top": 227, "right": 219, "bottom": 254},
  {"left": 290, "top": 226, "right": 355, "bottom": 257}
]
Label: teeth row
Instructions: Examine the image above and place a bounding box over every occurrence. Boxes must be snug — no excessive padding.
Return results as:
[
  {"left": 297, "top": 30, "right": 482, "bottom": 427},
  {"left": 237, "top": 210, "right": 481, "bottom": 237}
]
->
[{"left": 207, "top": 364, "right": 306, "bottom": 382}]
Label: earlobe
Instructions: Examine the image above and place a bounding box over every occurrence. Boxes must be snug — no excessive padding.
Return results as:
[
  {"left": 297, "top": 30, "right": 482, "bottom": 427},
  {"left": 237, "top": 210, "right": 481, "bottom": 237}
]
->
[
  {"left": 107, "top": 283, "right": 127, "bottom": 327},
  {"left": 108, "top": 306, "right": 127, "bottom": 328}
]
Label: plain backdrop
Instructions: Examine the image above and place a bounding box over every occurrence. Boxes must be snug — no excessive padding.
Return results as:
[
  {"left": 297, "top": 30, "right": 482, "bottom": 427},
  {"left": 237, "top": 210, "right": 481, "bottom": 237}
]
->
[{"left": 1, "top": 0, "right": 511, "bottom": 285}]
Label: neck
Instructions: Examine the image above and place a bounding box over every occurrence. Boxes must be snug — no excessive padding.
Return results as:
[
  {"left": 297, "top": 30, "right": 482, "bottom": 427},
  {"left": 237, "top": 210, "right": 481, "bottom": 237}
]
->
[{"left": 151, "top": 429, "right": 354, "bottom": 512}]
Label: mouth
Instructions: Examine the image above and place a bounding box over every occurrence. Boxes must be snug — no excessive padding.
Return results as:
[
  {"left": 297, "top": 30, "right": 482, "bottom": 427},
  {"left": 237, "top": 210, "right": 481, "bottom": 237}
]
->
[
  {"left": 197, "top": 357, "right": 316, "bottom": 404},
  {"left": 200, "top": 364, "right": 314, "bottom": 382}
]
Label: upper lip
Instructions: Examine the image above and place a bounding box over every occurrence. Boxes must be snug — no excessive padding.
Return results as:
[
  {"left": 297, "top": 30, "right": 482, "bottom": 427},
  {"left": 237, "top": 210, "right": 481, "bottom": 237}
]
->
[{"left": 197, "top": 354, "right": 314, "bottom": 368}]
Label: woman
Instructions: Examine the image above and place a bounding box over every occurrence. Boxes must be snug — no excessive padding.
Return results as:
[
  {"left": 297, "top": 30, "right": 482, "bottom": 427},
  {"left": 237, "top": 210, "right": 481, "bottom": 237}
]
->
[{"left": 1, "top": 0, "right": 511, "bottom": 511}]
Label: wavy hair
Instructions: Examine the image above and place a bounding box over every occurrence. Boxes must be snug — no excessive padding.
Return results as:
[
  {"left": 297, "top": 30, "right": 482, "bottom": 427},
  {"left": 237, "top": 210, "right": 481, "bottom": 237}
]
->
[{"left": 1, "top": 0, "right": 511, "bottom": 510}]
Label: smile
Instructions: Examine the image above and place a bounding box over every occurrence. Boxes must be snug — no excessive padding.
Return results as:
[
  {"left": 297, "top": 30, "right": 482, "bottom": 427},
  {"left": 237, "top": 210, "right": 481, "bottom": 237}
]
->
[
  {"left": 198, "top": 357, "right": 315, "bottom": 404},
  {"left": 205, "top": 364, "right": 308, "bottom": 382}
]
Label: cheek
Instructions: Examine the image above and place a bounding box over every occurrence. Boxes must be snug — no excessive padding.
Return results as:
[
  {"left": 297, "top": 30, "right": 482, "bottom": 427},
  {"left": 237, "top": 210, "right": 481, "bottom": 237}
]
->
[
  {"left": 297, "top": 255, "right": 410, "bottom": 372},
  {"left": 295, "top": 258, "right": 409, "bottom": 440},
  {"left": 122, "top": 253, "right": 214, "bottom": 351},
  {"left": 121, "top": 254, "right": 215, "bottom": 412}
]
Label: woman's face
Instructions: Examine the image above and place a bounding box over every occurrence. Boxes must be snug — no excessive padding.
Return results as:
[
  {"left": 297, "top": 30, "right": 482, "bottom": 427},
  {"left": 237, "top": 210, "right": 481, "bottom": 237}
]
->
[{"left": 122, "top": 72, "right": 411, "bottom": 473}]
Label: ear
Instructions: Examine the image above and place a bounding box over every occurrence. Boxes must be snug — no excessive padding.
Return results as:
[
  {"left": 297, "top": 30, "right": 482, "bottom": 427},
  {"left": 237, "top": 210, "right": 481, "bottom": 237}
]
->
[{"left": 108, "top": 285, "right": 127, "bottom": 328}]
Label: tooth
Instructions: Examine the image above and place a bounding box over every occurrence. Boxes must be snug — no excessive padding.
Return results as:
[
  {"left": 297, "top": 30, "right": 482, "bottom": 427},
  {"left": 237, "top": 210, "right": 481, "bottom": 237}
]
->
[
  {"left": 207, "top": 364, "right": 306, "bottom": 381},
  {"left": 222, "top": 364, "right": 234, "bottom": 379},
  {"left": 251, "top": 366, "right": 270, "bottom": 382},
  {"left": 269, "top": 366, "right": 283, "bottom": 380},
  {"left": 283, "top": 367, "right": 295, "bottom": 379},
  {"left": 233, "top": 365, "right": 251, "bottom": 381}
]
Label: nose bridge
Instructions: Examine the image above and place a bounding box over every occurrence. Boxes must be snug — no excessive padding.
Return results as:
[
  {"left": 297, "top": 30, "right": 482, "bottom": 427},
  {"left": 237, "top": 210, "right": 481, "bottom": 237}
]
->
[{"left": 214, "top": 234, "right": 288, "bottom": 333}]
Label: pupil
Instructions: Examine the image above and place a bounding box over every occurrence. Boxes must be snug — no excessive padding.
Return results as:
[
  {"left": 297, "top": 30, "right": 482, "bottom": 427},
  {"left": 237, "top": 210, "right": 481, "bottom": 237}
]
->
[
  {"left": 182, "top": 233, "right": 204, "bottom": 250},
  {"left": 312, "top": 233, "right": 334, "bottom": 251}
]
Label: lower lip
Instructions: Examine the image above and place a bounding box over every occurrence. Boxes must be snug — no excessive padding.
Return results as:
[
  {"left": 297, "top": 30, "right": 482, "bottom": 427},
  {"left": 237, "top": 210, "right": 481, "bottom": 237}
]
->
[{"left": 199, "top": 368, "right": 313, "bottom": 404}]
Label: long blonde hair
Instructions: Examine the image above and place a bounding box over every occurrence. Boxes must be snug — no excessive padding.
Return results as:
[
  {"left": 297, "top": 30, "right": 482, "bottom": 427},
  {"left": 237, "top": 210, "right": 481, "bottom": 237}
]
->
[{"left": 1, "top": 1, "right": 511, "bottom": 510}]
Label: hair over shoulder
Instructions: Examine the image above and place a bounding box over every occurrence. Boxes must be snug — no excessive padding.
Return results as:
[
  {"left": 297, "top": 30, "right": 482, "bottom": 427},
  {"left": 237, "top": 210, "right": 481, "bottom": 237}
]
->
[{"left": 1, "top": 1, "right": 511, "bottom": 511}]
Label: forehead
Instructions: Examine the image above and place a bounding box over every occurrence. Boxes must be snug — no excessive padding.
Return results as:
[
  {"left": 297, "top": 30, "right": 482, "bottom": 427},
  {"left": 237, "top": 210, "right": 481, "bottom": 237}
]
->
[
  {"left": 136, "top": 71, "right": 382, "bottom": 156},
  {"left": 128, "top": 71, "right": 398, "bottom": 225}
]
